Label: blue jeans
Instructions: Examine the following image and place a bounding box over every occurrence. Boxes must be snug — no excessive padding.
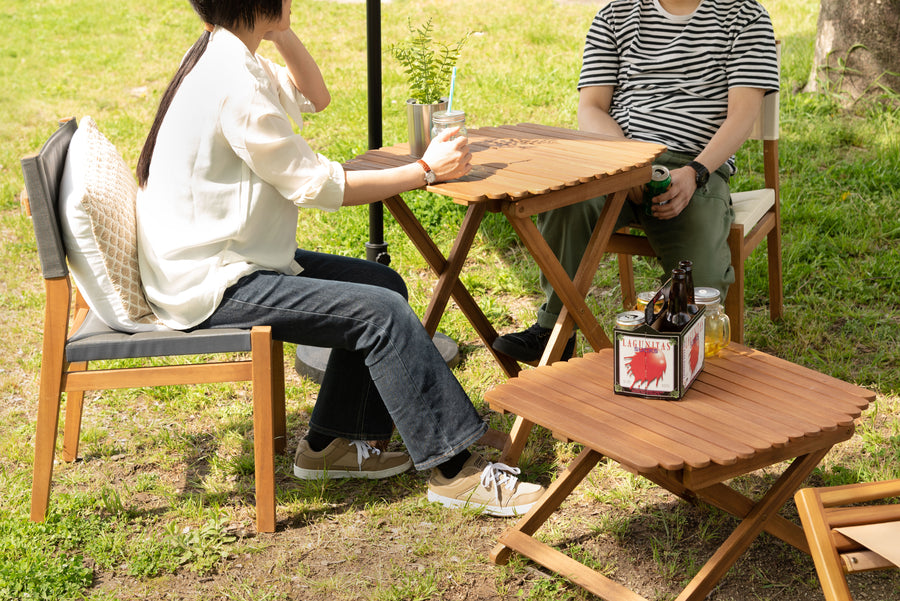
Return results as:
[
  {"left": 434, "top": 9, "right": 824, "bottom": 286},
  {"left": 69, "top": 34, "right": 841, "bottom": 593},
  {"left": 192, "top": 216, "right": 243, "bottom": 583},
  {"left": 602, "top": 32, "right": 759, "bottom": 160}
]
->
[{"left": 198, "top": 249, "right": 487, "bottom": 470}]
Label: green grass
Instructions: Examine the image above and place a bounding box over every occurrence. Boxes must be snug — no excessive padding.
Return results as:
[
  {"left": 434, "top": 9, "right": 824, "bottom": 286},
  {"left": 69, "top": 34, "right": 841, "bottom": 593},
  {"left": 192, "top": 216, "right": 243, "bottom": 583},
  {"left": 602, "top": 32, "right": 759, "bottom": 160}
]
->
[{"left": 2, "top": 0, "right": 899, "bottom": 599}]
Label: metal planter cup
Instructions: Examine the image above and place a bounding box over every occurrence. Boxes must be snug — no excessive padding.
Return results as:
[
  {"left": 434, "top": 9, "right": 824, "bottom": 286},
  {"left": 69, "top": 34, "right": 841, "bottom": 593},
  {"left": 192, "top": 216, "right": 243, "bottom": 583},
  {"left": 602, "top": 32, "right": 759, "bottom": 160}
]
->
[{"left": 406, "top": 97, "right": 448, "bottom": 158}]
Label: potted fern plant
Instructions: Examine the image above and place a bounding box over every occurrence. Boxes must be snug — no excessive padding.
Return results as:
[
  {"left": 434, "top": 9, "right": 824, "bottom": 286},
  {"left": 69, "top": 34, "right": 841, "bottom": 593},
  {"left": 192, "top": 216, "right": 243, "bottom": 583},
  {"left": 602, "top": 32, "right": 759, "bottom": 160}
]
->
[{"left": 390, "top": 18, "right": 469, "bottom": 158}]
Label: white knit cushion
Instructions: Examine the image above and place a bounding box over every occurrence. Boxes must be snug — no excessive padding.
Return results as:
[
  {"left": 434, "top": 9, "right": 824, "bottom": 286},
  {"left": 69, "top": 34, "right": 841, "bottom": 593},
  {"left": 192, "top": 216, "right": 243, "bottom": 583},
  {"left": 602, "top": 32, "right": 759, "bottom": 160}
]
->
[
  {"left": 731, "top": 188, "right": 776, "bottom": 232},
  {"left": 59, "top": 116, "right": 162, "bottom": 331}
]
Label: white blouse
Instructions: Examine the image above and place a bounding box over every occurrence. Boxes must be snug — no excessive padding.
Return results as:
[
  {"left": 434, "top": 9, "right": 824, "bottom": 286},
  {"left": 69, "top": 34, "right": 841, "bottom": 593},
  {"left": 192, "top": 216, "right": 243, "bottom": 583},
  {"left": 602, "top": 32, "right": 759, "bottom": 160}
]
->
[{"left": 137, "top": 27, "right": 345, "bottom": 329}]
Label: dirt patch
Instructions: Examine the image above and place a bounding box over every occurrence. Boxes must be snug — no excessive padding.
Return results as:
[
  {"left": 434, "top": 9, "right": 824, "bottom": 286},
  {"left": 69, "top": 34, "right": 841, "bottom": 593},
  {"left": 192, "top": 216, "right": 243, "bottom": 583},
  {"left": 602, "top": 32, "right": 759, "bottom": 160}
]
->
[{"left": 74, "top": 454, "right": 900, "bottom": 601}]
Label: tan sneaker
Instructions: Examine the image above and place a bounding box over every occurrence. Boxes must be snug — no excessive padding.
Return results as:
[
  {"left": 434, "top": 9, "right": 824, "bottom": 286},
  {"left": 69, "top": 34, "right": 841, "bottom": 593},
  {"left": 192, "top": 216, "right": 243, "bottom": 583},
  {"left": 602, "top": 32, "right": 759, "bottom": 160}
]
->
[
  {"left": 427, "top": 453, "right": 545, "bottom": 517},
  {"left": 293, "top": 438, "right": 412, "bottom": 480}
]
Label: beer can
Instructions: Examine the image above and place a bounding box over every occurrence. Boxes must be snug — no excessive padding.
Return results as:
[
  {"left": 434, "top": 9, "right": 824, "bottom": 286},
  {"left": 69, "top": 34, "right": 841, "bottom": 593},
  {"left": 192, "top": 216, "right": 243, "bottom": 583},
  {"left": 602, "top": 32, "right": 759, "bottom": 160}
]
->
[
  {"left": 636, "top": 291, "right": 664, "bottom": 313},
  {"left": 615, "top": 310, "right": 645, "bottom": 331},
  {"left": 643, "top": 165, "right": 671, "bottom": 214}
]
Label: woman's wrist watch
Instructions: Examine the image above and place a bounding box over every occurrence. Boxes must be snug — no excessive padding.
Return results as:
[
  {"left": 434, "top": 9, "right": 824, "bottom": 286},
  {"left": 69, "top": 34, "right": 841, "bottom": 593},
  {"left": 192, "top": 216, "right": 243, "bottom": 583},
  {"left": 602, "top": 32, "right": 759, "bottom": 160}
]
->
[
  {"left": 416, "top": 159, "right": 436, "bottom": 185},
  {"left": 686, "top": 160, "right": 709, "bottom": 187}
]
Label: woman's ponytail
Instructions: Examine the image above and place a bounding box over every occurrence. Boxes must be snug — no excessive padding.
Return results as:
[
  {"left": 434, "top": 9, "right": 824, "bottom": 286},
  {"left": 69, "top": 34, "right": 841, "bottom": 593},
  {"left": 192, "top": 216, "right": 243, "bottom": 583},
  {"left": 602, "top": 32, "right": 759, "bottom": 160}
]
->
[{"left": 136, "top": 30, "right": 211, "bottom": 187}]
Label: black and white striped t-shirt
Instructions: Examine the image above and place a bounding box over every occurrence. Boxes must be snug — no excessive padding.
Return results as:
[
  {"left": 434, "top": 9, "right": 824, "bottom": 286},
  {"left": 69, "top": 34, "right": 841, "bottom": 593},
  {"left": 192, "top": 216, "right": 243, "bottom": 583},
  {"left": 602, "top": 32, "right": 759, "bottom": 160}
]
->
[{"left": 578, "top": 0, "right": 779, "bottom": 169}]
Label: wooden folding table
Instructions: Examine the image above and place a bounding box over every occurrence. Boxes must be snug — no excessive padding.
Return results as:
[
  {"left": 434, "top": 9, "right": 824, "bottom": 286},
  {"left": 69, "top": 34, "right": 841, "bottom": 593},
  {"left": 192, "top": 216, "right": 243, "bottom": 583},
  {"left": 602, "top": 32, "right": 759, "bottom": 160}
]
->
[
  {"left": 344, "top": 123, "right": 666, "bottom": 379},
  {"left": 484, "top": 344, "right": 873, "bottom": 601}
]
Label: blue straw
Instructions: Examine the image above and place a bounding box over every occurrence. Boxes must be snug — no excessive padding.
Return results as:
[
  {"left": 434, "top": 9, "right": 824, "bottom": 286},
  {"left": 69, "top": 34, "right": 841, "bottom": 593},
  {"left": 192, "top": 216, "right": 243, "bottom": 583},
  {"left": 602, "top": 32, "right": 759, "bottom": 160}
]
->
[{"left": 448, "top": 66, "right": 457, "bottom": 112}]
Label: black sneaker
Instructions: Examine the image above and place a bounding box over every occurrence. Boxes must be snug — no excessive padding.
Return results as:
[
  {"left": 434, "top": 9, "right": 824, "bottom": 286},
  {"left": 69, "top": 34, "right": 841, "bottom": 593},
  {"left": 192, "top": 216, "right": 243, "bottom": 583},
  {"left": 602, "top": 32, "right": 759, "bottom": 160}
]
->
[{"left": 492, "top": 323, "right": 576, "bottom": 363}]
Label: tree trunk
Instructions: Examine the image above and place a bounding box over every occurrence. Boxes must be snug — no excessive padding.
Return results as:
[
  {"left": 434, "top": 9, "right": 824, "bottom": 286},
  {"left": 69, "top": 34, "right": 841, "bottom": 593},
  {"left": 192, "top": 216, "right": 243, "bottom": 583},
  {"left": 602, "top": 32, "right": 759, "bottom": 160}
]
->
[{"left": 807, "top": 0, "right": 900, "bottom": 105}]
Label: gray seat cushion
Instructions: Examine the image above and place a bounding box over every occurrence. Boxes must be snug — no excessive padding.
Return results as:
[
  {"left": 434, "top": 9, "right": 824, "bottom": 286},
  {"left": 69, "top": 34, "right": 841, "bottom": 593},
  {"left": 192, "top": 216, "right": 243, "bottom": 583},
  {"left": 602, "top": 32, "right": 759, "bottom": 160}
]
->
[{"left": 66, "top": 311, "right": 252, "bottom": 362}]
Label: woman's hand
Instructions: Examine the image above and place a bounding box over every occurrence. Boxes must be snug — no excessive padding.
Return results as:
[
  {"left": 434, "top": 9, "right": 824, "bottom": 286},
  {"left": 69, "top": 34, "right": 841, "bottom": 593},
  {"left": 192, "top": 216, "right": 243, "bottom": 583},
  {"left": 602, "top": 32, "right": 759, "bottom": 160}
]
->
[
  {"left": 647, "top": 166, "right": 697, "bottom": 220},
  {"left": 263, "top": 28, "right": 331, "bottom": 111},
  {"left": 420, "top": 128, "right": 473, "bottom": 182},
  {"left": 263, "top": 27, "right": 292, "bottom": 44}
]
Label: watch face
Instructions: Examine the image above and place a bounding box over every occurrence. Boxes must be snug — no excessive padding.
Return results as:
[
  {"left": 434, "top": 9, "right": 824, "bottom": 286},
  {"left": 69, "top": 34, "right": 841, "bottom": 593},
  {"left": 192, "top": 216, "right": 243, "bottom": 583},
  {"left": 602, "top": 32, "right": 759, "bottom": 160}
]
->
[{"left": 425, "top": 171, "right": 436, "bottom": 184}]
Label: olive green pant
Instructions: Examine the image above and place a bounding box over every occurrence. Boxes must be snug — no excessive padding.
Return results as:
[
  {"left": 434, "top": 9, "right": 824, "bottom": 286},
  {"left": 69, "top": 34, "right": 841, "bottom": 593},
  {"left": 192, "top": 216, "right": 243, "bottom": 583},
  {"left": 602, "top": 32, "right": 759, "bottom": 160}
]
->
[{"left": 535, "top": 150, "right": 735, "bottom": 329}]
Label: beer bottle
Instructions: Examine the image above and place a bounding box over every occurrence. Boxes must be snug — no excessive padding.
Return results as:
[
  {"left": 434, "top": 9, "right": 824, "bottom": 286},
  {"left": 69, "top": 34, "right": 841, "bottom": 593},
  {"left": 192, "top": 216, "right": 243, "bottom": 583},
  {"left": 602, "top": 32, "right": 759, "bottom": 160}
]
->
[
  {"left": 660, "top": 269, "right": 693, "bottom": 332},
  {"left": 679, "top": 260, "right": 700, "bottom": 314}
]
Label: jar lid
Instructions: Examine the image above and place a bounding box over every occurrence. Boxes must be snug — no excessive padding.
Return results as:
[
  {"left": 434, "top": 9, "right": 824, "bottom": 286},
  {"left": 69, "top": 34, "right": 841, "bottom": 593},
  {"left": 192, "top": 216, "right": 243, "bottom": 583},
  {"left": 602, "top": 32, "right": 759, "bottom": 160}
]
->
[
  {"left": 432, "top": 109, "right": 466, "bottom": 123},
  {"left": 695, "top": 287, "right": 721, "bottom": 304}
]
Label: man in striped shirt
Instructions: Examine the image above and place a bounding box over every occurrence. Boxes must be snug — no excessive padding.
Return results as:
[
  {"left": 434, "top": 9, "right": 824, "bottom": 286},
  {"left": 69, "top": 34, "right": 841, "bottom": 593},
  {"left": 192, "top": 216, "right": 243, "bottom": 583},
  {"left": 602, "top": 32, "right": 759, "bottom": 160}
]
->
[{"left": 493, "top": 0, "right": 779, "bottom": 363}]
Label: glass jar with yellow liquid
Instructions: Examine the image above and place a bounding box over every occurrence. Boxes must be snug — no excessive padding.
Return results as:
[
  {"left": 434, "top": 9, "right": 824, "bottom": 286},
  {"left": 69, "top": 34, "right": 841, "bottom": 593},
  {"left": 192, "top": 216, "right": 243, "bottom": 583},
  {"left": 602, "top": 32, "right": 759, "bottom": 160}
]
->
[{"left": 695, "top": 287, "right": 730, "bottom": 356}]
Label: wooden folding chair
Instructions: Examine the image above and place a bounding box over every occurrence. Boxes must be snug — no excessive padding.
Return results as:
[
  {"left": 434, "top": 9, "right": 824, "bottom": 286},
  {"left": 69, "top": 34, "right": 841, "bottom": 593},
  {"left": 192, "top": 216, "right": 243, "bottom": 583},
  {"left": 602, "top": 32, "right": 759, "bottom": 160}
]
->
[
  {"left": 610, "top": 43, "right": 783, "bottom": 344},
  {"left": 795, "top": 480, "right": 900, "bottom": 601},
  {"left": 21, "top": 119, "right": 286, "bottom": 533}
]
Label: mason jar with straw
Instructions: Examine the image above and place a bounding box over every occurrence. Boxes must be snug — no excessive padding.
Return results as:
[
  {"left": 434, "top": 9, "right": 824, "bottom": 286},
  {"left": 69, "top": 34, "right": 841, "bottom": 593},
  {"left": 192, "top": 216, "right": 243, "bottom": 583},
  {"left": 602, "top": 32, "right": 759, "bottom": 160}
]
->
[{"left": 432, "top": 66, "right": 467, "bottom": 140}]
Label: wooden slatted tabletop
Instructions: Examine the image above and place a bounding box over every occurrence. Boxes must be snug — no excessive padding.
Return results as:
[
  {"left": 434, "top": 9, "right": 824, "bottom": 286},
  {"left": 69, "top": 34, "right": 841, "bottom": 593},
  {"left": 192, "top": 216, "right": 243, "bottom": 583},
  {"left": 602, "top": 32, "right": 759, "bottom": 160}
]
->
[
  {"left": 486, "top": 344, "right": 871, "bottom": 476},
  {"left": 344, "top": 123, "right": 666, "bottom": 204}
]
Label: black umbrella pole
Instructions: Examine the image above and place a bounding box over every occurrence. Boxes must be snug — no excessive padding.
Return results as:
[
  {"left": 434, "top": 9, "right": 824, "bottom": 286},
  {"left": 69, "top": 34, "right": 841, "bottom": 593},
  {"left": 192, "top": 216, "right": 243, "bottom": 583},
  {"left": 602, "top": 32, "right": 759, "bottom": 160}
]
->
[
  {"left": 366, "top": 202, "right": 389, "bottom": 264},
  {"left": 365, "top": 0, "right": 390, "bottom": 266}
]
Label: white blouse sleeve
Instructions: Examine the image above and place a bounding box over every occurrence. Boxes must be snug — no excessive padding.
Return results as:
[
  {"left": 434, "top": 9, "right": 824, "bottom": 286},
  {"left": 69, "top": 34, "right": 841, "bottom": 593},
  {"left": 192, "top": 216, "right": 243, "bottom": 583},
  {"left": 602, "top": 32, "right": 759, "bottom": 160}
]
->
[{"left": 220, "top": 59, "right": 345, "bottom": 212}]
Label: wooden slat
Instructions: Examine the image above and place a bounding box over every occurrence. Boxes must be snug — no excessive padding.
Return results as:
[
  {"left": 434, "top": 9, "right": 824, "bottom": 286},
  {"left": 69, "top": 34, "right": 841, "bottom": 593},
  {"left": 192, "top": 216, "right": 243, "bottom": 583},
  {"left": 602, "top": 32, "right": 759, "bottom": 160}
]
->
[
  {"left": 485, "top": 381, "right": 664, "bottom": 471},
  {"left": 825, "top": 504, "right": 900, "bottom": 528},
  {"left": 498, "top": 123, "right": 666, "bottom": 164},
  {"left": 689, "top": 380, "right": 822, "bottom": 441},
  {"left": 699, "top": 362, "right": 861, "bottom": 427},
  {"left": 544, "top": 360, "right": 757, "bottom": 464},
  {"left": 500, "top": 374, "right": 709, "bottom": 469},
  {"left": 818, "top": 479, "right": 900, "bottom": 507},
  {"left": 469, "top": 131, "right": 652, "bottom": 178},
  {"left": 711, "top": 353, "right": 871, "bottom": 415},
  {"left": 682, "top": 425, "right": 854, "bottom": 490},
  {"left": 841, "top": 550, "right": 895, "bottom": 573},
  {"left": 345, "top": 125, "right": 666, "bottom": 205},
  {"left": 500, "top": 530, "right": 649, "bottom": 601},
  {"left": 559, "top": 357, "right": 785, "bottom": 455},
  {"left": 722, "top": 345, "right": 874, "bottom": 405},
  {"left": 63, "top": 361, "right": 253, "bottom": 391},
  {"left": 506, "top": 168, "right": 650, "bottom": 218},
  {"left": 571, "top": 351, "right": 813, "bottom": 444},
  {"left": 691, "top": 369, "right": 842, "bottom": 435}
]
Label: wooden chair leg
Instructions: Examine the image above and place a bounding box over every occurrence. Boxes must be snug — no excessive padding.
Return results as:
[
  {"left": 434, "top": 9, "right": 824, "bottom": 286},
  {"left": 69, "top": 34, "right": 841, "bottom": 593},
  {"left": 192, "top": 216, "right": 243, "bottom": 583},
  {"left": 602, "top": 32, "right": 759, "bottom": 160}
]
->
[
  {"left": 500, "top": 415, "right": 535, "bottom": 467},
  {"left": 617, "top": 253, "right": 637, "bottom": 310},
  {"left": 271, "top": 339, "right": 286, "bottom": 454},
  {"left": 31, "top": 378, "right": 64, "bottom": 523},
  {"left": 795, "top": 488, "right": 855, "bottom": 601},
  {"left": 726, "top": 226, "right": 745, "bottom": 344},
  {"left": 62, "top": 362, "right": 87, "bottom": 462},
  {"left": 767, "top": 227, "right": 784, "bottom": 321},
  {"left": 251, "top": 326, "right": 277, "bottom": 533},
  {"left": 32, "top": 283, "right": 69, "bottom": 523}
]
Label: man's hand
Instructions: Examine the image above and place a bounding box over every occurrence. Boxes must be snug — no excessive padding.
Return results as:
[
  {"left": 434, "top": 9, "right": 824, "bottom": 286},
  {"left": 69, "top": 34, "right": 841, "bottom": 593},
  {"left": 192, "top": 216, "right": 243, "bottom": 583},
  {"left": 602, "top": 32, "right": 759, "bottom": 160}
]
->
[{"left": 646, "top": 166, "right": 697, "bottom": 220}]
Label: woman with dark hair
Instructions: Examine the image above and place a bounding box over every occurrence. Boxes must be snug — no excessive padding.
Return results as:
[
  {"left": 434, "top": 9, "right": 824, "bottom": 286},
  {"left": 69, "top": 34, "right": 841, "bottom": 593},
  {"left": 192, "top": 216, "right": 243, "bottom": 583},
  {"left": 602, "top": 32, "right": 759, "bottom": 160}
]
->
[{"left": 135, "top": 0, "right": 544, "bottom": 516}]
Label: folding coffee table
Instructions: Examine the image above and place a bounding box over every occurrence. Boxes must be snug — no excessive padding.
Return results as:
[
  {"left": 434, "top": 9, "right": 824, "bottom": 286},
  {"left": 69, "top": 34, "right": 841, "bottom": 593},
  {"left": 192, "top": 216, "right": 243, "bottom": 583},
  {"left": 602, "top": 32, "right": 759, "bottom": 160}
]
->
[{"left": 485, "top": 344, "right": 873, "bottom": 601}]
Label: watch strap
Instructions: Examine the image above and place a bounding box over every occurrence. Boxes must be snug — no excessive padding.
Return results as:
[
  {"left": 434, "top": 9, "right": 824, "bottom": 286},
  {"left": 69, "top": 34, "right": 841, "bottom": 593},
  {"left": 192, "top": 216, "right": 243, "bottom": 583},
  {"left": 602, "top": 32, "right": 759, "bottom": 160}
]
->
[
  {"left": 416, "top": 159, "right": 436, "bottom": 184},
  {"left": 687, "top": 160, "right": 709, "bottom": 187}
]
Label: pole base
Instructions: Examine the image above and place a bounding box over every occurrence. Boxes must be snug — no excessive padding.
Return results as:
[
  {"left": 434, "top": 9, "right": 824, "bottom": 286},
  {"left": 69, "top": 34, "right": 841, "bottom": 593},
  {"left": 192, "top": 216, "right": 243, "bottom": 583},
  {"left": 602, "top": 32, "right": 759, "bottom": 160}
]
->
[{"left": 294, "top": 332, "right": 461, "bottom": 384}]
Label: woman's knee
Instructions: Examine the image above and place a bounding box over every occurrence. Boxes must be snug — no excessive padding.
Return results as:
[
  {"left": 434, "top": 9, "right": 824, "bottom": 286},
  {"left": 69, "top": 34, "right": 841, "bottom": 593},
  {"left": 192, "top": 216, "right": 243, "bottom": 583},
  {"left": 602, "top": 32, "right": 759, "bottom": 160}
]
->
[{"left": 370, "top": 263, "right": 408, "bottom": 299}]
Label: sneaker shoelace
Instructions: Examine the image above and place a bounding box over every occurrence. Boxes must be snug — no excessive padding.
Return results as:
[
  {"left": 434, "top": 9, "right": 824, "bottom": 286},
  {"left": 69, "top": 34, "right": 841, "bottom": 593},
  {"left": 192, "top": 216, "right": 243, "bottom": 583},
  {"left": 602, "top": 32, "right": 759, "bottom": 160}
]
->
[
  {"left": 480, "top": 462, "right": 521, "bottom": 503},
  {"left": 349, "top": 440, "right": 381, "bottom": 468}
]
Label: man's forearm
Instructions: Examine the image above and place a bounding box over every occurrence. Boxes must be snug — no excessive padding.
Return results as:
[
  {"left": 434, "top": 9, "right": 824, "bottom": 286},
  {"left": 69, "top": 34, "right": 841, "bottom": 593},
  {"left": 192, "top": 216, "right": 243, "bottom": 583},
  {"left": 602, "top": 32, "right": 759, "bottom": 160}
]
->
[{"left": 693, "top": 87, "right": 765, "bottom": 172}]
